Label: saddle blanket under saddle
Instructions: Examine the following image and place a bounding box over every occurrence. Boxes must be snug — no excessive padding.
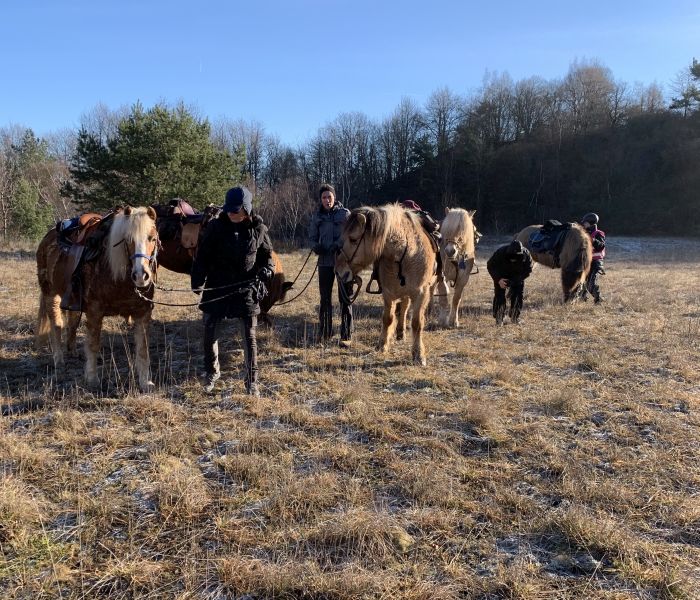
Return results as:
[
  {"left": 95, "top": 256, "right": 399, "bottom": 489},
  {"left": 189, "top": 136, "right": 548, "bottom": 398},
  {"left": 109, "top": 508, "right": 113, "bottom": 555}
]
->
[{"left": 527, "top": 220, "right": 572, "bottom": 258}]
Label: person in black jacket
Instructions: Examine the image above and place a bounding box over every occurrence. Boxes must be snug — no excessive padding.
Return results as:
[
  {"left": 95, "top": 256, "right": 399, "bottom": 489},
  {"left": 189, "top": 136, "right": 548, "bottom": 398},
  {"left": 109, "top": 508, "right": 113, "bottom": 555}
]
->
[
  {"left": 486, "top": 240, "right": 533, "bottom": 325},
  {"left": 307, "top": 183, "right": 353, "bottom": 346},
  {"left": 191, "top": 186, "right": 274, "bottom": 396}
]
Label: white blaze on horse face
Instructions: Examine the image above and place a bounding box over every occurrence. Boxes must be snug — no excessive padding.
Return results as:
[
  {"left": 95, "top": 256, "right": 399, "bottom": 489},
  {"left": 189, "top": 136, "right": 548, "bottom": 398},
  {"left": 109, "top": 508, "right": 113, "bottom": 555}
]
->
[
  {"left": 444, "top": 240, "right": 459, "bottom": 260},
  {"left": 130, "top": 232, "right": 157, "bottom": 288}
]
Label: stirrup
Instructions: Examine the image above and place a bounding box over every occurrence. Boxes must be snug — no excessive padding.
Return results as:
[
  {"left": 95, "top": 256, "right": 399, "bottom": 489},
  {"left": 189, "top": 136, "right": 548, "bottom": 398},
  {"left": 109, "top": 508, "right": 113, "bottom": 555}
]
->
[{"left": 366, "top": 277, "right": 382, "bottom": 294}]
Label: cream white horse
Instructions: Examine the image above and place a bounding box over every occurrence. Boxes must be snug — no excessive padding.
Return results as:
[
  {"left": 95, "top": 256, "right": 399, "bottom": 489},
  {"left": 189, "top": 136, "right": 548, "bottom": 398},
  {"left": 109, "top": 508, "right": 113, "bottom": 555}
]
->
[
  {"left": 36, "top": 206, "right": 159, "bottom": 391},
  {"left": 335, "top": 204, "right": 437, "bottom": 365},
  {"left": 436, "top": 207, "right": 480, "bottom": 327}
]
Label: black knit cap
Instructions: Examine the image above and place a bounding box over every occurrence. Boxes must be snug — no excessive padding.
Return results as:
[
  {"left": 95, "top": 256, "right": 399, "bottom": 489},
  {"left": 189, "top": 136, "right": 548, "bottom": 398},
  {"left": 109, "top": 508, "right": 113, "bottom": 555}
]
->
[
  {"left": 223, "top": 186, "right": 253, "bottom": 214},
  {"left": 507, "top": 240, "right": 524, "bottom": 255}
]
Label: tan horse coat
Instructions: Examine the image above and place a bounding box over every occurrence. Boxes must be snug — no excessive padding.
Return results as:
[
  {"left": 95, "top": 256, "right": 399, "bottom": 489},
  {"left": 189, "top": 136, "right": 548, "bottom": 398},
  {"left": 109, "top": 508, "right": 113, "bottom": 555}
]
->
[
  {"left": 36, "top": 207, "right": 159, "bottom": 390},
  {"left": 516, "top": 223, "right": 592, "bottom": 302},
  {"left": 335, "top": 204, "right": 436, "bottom": 365},
  {"left": 437, "top": 208, "right": 478, "bottom": 327}
]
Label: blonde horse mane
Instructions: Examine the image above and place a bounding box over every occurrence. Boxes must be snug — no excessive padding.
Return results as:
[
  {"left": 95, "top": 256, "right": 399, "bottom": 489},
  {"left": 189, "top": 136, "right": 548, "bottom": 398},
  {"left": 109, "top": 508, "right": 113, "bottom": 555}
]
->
[
  {"left": 441, "top": 208, "right": 476, "bottom": 259},
  {"left": 344, "top": 203, "right": 413, "bottom": 261},
  {"left": 107, "top": 207, "right": 155, "bottom": 281}
]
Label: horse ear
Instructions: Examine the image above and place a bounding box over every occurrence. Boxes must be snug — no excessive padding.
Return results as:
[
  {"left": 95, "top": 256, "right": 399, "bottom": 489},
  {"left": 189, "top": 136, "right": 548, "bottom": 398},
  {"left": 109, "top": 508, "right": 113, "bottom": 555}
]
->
[
  {"left": 147, "top": 206, "right": 157, "bottom": 221},
  {"left": 444, "top": 207, "right": 450, "bottom": 216},
  {"left": 468, "top": 210, "right": 476, "bottom": 217},
  {"left": 124, "top": 205, "right": 133, "bottom": 216},
  {"left": 355, "top": 213, "right": 367, "bottom": 230}
]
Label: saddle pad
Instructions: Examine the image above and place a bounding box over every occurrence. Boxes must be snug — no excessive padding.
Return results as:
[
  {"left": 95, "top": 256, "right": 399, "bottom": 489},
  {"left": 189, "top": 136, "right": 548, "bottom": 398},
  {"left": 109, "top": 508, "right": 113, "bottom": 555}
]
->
[{"left": 180, "top": 222, "right": 201, "bottom": 249}]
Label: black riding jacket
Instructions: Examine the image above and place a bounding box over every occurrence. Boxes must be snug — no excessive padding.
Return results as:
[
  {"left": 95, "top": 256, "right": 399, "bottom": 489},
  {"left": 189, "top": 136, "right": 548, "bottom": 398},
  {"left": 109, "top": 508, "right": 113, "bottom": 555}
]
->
[
  {"left": 191, "top": 213, "right": 274, "bottom": 318},
  {"left": 487, "top": 245, "right": 534, "bottom": 285}
]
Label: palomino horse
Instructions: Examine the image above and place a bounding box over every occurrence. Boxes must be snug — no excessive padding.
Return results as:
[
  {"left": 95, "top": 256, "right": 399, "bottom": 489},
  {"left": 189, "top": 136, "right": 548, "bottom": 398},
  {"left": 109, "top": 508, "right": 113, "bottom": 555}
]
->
[
  {"left": 516, "top": 223, "right": 592, "bottom": 302},
  {"left": 152, "top": 202, "right": 292, "bottom": 322},
  {"left": 436, "top": 207, "right": 480, "bottom": 327},
  {"left": 36, "top": 206, "right": 159, "bottom": 391},
  {"left": 335, "top": 204, "right": 437, "bottom": 365}
]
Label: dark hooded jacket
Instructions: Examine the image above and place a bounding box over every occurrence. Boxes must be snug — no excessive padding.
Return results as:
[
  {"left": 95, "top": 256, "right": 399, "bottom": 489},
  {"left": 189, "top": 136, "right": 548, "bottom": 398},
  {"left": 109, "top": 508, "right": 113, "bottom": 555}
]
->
[
  {"left": 308, "top": 201, "right": 350, "bottom": 268},
  {"left": 487, "top": 244, "right": 534, "bottom": 285},
  {"left": 191, "top": 213, "right": 274, "bottom": 318}
]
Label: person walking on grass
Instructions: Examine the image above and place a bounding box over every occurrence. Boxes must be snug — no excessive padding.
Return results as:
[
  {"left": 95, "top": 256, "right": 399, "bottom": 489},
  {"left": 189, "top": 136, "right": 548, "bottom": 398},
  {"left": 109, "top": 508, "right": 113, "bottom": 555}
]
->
[
  {"left": 580, "top": 212, "right": 606, "bottom": 304},
  {"left": 308, "top": 183, "right": 353, "bottom": 347},
  {"left": 486, "top": 240, "right": 533, "bottom": 326},
  {"left": 191, "top": 186, "right": 274, "bottom": 396}
]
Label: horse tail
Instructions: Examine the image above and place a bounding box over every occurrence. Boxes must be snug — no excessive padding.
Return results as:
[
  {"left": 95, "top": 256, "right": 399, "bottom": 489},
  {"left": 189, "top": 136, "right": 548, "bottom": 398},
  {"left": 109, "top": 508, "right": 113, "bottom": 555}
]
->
[
  {"left": 35, "top": 292, "right": 51, "bottom": 349},
  {"left": 561, "top": 227, "right": 592, "bottom": 301}
]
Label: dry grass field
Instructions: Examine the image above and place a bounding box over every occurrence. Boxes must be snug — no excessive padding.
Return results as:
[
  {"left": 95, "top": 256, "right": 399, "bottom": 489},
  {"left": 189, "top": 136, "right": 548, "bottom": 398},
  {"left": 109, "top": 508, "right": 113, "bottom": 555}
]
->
[{"left": 1, "top": 236, "right": 699, "bottom": 599}]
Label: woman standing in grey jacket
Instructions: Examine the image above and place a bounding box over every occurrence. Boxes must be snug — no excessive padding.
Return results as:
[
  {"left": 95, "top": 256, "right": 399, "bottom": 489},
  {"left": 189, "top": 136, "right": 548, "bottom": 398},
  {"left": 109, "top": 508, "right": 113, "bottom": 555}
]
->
[{"left": 308, "top": 183, "right": 353, "bottom": 346}]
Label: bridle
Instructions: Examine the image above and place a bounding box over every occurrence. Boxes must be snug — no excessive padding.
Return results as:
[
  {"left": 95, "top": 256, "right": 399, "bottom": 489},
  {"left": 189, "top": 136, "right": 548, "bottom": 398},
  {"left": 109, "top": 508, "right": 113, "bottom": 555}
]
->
[{"left": 336, "top": 224, "right": 368, "bottom": 306}]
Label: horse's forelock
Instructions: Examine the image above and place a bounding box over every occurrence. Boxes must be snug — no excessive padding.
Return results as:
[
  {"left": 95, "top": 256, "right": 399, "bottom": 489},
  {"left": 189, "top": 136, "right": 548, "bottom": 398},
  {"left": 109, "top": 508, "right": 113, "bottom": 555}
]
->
[{"left": 107, "top": 207, "right": 156, "bottom": 280}]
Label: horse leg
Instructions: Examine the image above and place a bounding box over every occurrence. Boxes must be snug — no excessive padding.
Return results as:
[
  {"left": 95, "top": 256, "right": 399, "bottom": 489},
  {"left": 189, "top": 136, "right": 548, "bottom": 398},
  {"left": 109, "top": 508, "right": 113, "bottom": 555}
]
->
[
  {"left": 46, "top": 294, "right": 66, "bottom": 369},
  {"left": 450, "top": 276, "right": 468, "bottom": 328},
  {"left": 65, "top": 311, "right": 81, "bottom": 357},
  {"left": 132, "top": 314, "right": 154, "bottom": 392},
  {"left": 411, "top": 288, "right": 430, "bottom": 366},
  {"left": 84, "top": 310, "right": 103, "bottom": 388},
  {"left": 395, "top": 299, "right": 410, "bottom": 341},
  {"left": 378, "top": 298, "right": 397, "bottom": 354},
  {"left": 434, "top": 275, "right": 450, "bottom": 327}
]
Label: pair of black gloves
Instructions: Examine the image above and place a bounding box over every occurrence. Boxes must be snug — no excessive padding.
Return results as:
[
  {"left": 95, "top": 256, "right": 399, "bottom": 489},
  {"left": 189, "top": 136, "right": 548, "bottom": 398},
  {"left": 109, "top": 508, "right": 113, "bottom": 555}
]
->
[{"left": 192, "top": 267, "right": 274, "bottom": 295}]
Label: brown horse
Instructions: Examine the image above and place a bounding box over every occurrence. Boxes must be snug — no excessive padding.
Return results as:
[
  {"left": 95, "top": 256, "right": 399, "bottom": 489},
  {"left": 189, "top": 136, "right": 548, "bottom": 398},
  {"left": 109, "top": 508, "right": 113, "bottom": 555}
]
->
[
  {"left": 153, "top": 206, "right": 292, "bottom": 322},
  {"left": 36, "top": 206, "right": 159, "bottom": 391},
  {"left": 436, "top": 207, "right": 480, "bottom": 327},
  {"left": 516, "top": 223, "right": 592, "bottom": 302},
  {"left": 335, "top": 204, "right": 437, "bottom": 365}
]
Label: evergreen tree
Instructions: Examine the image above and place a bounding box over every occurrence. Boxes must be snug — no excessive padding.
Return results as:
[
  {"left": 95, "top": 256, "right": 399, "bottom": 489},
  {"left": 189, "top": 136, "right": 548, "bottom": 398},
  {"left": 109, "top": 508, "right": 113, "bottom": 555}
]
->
[{"left": 64, "top": 103, "right": 245, "bottom": 211}]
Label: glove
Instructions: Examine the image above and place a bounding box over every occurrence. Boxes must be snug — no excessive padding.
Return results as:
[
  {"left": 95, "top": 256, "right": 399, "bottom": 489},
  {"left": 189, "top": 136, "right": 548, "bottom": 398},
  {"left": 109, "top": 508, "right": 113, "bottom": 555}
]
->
[
  {"left": 312, "top": 243, "right": 324, "bottom": 255},
  {"left": 257, "top": 267, "right": 274, "bottom": 283}
]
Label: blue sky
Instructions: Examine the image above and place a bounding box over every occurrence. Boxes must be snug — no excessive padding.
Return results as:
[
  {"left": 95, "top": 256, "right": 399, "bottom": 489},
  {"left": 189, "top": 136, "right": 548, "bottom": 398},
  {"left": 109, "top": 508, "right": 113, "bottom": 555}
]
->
[{"left": 1, "top": 0, "right": 698, "bottom": 145}]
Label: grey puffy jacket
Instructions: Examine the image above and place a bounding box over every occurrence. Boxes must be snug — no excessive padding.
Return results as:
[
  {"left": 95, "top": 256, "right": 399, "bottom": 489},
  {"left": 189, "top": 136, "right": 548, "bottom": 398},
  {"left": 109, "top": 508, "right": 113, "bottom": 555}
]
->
[{"left": 307, "top": 202, "right": 350, "bottom": 268}]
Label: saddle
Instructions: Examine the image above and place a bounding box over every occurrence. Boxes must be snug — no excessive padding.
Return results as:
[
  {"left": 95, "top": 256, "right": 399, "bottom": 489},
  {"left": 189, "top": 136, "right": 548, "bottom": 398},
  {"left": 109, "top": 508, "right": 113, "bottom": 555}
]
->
[
  {"left": 152, "top": 199, "right": 220, "bottom": 255},
  {"left": 56, "top": 210, "right": 116, "bottom": 311},
  {"left": 527, "top": 220, "right": 572, "bottom": 266}
]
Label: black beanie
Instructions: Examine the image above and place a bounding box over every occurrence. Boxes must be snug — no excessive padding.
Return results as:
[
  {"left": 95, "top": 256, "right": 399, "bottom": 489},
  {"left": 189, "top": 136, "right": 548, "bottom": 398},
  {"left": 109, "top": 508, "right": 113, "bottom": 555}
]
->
[
  {"left": 223, "top": 187, "right": 253, "bottom": 214},
  {"left": 507, "top": 240, "right": 524, "bottom": 255}
]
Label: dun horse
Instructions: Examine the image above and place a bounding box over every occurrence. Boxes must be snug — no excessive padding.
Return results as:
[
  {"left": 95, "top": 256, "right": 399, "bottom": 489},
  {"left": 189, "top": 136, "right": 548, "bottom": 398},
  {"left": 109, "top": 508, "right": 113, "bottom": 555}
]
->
[
  {"left": 36, "top": 206, "right": 159, "bottom": 391},
  {"left": 335, "top": 204, "right": 437, "bottom": 365},
  {"left": 516, "top": 223, "right": 592, "bottom": 302},
  {"left": 437, "top": 207, "right": 479, "bottom": 327}
]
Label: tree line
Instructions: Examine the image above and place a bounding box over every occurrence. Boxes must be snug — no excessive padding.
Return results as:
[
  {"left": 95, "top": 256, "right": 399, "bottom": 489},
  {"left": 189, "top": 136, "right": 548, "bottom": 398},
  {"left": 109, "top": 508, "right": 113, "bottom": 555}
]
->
[{"left": 1, "top": 57, "right": 699, "bottom": 243}]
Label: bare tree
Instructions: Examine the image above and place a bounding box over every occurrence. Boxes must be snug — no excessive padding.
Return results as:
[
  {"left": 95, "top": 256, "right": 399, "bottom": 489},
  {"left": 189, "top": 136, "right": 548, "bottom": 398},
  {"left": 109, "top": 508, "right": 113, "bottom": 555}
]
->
[{"left": 559, "top": 59, "right": 616, "bottom": 133}]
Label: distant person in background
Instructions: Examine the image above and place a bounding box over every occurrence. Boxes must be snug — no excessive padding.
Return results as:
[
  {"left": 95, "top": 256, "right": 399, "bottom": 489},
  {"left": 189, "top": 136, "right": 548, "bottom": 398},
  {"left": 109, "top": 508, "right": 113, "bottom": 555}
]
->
[
  {"left": 580, "top": 212, "right": 606, "bottom": 304},
  {"left": 486, "top": 240, "right": 533, "bottom": 325},
  {"left": 308, "top": 183, "right": 353, "bottom": 347}
]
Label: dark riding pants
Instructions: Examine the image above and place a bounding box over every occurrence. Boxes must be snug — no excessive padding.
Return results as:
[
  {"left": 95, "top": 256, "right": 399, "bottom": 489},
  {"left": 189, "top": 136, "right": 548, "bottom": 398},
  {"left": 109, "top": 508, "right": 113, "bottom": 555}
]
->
[
  {"left": 493, "top": 281, "right": 524, "bottom": 324},
  {"left": 203, "top": 314, "right": 258, "bottom": 391},
  {"left": 586, "top": 259, "right": 604, "bottom": 302},
  {"left": 318, "top": 266, "right": 352, "bottom": 340}
]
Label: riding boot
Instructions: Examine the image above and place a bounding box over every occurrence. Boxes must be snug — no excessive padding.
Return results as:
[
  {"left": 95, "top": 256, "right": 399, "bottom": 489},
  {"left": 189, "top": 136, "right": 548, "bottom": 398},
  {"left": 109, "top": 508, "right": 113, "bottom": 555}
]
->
[
  {"left": 493, "top": 284, "right": 507, "bottom": 325},
  {"left": 241, "top": 316, "right": 259, "bottom": 396}
]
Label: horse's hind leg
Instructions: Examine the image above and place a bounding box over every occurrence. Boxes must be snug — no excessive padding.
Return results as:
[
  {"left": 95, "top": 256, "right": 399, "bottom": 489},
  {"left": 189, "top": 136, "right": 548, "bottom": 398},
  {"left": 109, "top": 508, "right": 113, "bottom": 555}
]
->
[
  {"left": 395, "top": 300, "right": 410, "bottom": 341},
  {"left": 84, "top": 310, "right": 103, "bottom": 388},
  {"left": 65, "top": 311, "right": 81, "bottom": 357},
  {"left": 378, "top": 298, "right": 398, "bottom": 354},
  {"left": 411, "top": 288, "right": 430, "bottom": 366},
  {"left": 132, "top": 314, "right": 154, "bottom": 392}
]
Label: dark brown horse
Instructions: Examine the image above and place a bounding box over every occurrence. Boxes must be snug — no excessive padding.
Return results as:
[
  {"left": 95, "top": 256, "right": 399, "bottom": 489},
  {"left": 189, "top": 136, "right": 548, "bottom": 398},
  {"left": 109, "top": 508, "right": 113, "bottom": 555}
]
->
[
  {"left": 152, "top": 201, "right": 292, "bottom": 321},
  {"left": 36, "top": 206, "right": 159, "bottom": 390},
  {"left": 516, "top": 223, "right": 592, "bottom": 302}
]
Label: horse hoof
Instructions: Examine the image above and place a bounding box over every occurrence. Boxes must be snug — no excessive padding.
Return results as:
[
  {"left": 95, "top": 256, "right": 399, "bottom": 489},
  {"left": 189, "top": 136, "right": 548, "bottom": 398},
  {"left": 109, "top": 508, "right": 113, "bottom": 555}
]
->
[{"left": 413, "top": 357, "right": 427, "bottom": 367}]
